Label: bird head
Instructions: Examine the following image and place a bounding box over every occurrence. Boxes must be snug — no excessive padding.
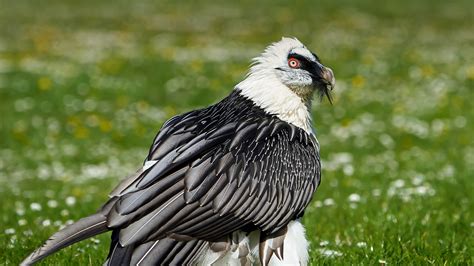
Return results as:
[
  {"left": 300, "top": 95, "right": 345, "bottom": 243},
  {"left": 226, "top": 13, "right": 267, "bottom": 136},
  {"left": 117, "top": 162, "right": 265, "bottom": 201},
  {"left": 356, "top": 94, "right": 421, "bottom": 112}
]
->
[
  {"left": 240, "top": 37, "right": 335, "bottom": 104},
  {"left": 236, "top": 37, "right": 335, "bottom": 133}
]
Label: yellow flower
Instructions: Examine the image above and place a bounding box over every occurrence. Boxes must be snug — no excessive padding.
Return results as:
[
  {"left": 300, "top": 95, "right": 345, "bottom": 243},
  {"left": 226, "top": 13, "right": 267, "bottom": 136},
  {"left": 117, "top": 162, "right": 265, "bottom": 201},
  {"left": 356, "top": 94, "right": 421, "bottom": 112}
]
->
[
  {"left": 74, "top": 127, "right": 89, "bottom": 139},
  {"left": 38, "top": 77, "right": 52, "bottom": 91},
  {"left": 351, "top": 75, "right": 365, "bottom": 88},
  {"left": 466, "top": 65, "right": 474, "bottom": 80},
  {"left": 99, "top": 119, "right": 113, "bottom": 133},
  {"left": 421, "top": 65, "right": 434, "bottom": 78}
]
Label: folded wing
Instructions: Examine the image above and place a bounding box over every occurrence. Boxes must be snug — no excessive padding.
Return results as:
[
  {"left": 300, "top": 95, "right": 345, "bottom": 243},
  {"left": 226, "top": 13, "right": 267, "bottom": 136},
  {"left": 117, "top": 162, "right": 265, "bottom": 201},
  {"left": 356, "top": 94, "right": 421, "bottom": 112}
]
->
[{"left": 107, "top": 111, "right": 321, "bottom": 250}]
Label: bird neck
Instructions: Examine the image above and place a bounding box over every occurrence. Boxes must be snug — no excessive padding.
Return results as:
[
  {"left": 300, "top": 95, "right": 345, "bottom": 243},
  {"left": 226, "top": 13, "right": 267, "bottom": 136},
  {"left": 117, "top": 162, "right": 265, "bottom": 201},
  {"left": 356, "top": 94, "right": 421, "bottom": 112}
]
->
[{"left": 235, "top": 71, "right": 314, "bottom": 134}]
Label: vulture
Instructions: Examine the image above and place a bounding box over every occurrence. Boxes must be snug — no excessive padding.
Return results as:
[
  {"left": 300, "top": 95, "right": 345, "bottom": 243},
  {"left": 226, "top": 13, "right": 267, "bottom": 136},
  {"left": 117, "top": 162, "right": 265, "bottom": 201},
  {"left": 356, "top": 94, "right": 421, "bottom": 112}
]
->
[{"left": 22, "top": 37, "right": 335, "bottom": 266}]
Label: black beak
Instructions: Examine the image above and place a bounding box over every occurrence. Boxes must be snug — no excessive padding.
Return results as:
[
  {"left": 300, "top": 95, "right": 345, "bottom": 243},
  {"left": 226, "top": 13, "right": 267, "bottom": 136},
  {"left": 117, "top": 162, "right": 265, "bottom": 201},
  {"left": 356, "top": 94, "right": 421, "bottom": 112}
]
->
[{"left": 310, "top": 62, "right": 335, "bottom": 104}]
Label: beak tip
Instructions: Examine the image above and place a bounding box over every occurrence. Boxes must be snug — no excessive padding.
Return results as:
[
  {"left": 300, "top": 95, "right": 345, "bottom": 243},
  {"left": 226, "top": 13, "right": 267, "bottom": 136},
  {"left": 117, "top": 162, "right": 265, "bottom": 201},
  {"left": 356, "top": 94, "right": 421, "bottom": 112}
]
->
[{"left": 323, "top": 67, "right": 335, "bottom": 90}]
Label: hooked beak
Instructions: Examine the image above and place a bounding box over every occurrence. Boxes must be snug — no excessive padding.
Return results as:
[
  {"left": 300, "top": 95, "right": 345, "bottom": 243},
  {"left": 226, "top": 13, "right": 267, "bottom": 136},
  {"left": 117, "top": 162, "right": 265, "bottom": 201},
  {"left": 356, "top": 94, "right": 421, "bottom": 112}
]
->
[
  {"left": 311, "top": 62, "right": 335, "bottom": 104},
  {"left": 321, "top": 66, "right": 335, "bottom": 90}
]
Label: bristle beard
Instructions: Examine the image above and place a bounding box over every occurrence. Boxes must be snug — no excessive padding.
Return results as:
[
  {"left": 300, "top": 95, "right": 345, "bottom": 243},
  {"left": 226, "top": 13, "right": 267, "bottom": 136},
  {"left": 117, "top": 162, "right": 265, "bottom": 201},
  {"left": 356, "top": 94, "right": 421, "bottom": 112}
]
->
[{"left": 318, "top": 86, "right": 333, "bottom": 105}]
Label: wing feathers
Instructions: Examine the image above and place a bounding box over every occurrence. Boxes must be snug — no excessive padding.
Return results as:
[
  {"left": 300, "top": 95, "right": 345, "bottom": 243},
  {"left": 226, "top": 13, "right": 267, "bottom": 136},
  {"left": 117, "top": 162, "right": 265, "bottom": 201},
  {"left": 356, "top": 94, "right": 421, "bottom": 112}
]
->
[
  {"left": 21, "top": 212, "right": 109, "bottom": 266},
  {"left": 184, "top": 157, "right": 215, "bottom": 192},
  {"left": 109, "top": 168, "right": 144, "bottom": 197},
  {"left": 212, "top": 181, "right": 238, "bottom": 212},
  {"left": 23, "top": 91, "right": 321, "bottom": 266},
  {"left": 198, "top": 172, "right": 229, "bottom": 206},
  {"left": 119, "top": 192, "right": 185, "bottom": 246},
  {"left": 137, "top": 150, "right": 180, "bottom": 188},
  {"left": 117, "top": 167, "right": 187, "bottom": 215}
]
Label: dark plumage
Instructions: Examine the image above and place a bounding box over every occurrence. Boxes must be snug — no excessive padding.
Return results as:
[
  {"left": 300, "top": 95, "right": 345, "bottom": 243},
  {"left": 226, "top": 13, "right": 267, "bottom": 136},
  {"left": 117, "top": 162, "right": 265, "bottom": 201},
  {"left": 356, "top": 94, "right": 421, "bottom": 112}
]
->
[
  {"left": 22, "top": 37, "right": 334, "bottom": 266},
  {"left": 21, "top": 91, "right": 320, "bottom": 265}
]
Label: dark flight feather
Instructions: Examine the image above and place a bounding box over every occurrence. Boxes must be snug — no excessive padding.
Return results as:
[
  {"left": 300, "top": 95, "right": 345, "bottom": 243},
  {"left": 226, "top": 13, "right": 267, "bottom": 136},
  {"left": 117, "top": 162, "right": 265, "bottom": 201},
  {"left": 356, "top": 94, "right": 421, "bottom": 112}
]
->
[{"left": 20, "top": 198, "right": 118, "bottom": 266}]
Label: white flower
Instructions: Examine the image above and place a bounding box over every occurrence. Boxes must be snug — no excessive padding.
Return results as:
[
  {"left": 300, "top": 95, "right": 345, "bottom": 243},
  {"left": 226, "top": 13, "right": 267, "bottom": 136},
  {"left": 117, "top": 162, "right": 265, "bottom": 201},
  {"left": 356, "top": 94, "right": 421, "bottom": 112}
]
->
[
  {"left": 5, "top": 228, "right": 15, "bottom": 235},
  {"left": 66, "top": 196, "right": 76, "bottom": 206},
  {"left": 348, "top": 193, "right": 361, "bottom": 202},
  {"left": 323, "top": 198, "right": 335, "bottom": 206},
  {"left": 319, "top": 240, "right": 329, "bottom": 247},
  {"left": 60, "top": 209, "right": 69, "bottom": 216},
  {"left": 319, "top": 249, "right": 343, "bottom": 257},
  {"left": 372, "top": 189, "right": 381, "bottom": 197},
  {"left": 343, "top": 164, "right": 354, "bottom": 176},
  {"left": 47, "top": 200, "right": 58, "bottom": 208},
  {"left": 42, "top": 219, "right": 51, "bottom": 227},
  {"left": 392, "top": 179, "right": 405, "bottom": 188},
  {"left": 30, "top": 202, "right": 42, "bottom": 211}
]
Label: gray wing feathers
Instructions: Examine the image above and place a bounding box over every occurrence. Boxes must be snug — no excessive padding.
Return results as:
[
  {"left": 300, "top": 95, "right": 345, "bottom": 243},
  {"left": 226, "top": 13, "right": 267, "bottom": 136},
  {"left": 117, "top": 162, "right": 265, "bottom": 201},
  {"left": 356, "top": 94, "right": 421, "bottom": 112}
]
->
[
  {"left": 21, "top": 210, "right": 111, "bottom": 265},
  {"left": 24, "top": 118, "right": 319, "bottom": 265},
  {"left": 118, "top": 191, "right": 185, "bottom": 246},
  {"left": 109, "top": 168, "right": 144, "bottom": 197},
  {"left": 22, "top": 94, "right": 321, "bottom": 265},
  {"left": 122, "top": 239, "right": 206, "bottom": 265}
]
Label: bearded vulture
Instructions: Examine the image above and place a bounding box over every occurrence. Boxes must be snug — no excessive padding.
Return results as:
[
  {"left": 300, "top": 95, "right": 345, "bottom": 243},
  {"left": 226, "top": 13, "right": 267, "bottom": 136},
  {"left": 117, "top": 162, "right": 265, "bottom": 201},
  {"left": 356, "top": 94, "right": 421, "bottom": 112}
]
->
[{"left": 22, "top": 37, "right": 335, "bottom": 266}]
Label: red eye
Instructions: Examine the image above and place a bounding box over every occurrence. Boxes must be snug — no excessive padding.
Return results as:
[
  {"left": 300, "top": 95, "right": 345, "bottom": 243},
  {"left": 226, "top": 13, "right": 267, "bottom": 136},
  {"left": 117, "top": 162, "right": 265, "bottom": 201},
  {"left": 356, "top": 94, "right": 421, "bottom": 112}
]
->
[{"left": 288, "top": 58, "right": 300, "bottom": 68}]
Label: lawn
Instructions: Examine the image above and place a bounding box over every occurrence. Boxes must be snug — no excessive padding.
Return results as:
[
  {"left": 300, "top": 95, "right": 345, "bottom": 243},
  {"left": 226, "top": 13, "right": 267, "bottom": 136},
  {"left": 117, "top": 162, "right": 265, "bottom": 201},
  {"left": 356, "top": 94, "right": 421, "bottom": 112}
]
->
[{"left": 0, "top": 0, "right": 473, "bottom": 265}]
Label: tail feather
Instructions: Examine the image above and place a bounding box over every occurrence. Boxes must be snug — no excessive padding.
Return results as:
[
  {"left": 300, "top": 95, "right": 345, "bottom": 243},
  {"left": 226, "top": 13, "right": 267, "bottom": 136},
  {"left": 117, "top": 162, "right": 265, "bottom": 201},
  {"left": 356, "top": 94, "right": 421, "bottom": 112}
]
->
[
  {"left": 259, "top": 225, "right": 287, "bottom": 266},
  {"left": 105, "top": 236, "right": 207, "bottom": 265},
  {"left": 20, "top": 212, "right": 109, "bottom": 266},
  {"left": 106, "top": 242, "right": 134, "bottom": 266}
]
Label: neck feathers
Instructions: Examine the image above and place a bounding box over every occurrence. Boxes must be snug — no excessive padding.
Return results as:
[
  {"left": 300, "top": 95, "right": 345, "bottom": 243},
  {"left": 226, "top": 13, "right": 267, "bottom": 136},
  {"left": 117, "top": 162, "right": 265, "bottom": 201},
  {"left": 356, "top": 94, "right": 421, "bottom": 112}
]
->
[{"left": 235, "top": 68, "right": 313, "bottom": 134}]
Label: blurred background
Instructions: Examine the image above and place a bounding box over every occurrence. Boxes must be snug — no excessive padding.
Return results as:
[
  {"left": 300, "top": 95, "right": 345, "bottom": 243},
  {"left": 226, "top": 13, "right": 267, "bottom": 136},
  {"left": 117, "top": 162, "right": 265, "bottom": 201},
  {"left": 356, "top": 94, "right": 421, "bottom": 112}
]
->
[{"left": 0, "top": 0, "right": 473, "bottom": 264}]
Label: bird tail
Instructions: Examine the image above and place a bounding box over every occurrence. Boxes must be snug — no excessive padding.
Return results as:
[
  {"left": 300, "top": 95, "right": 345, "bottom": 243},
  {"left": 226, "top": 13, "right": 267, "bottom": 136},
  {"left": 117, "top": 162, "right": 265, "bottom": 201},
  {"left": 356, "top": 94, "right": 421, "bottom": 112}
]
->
[
  {"left": 105, "top": 236, "right": 208, "bottom": 265},
  {"left": 20, "top": 198, "right": 117, "bottom": 266}
]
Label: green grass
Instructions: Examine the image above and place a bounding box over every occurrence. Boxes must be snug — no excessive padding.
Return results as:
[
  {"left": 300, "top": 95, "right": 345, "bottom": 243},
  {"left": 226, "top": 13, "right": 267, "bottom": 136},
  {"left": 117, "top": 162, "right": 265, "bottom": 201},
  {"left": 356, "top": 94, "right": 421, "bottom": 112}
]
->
[{"left": 1, "top": 0, "right": 473, "bottom": 265}]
